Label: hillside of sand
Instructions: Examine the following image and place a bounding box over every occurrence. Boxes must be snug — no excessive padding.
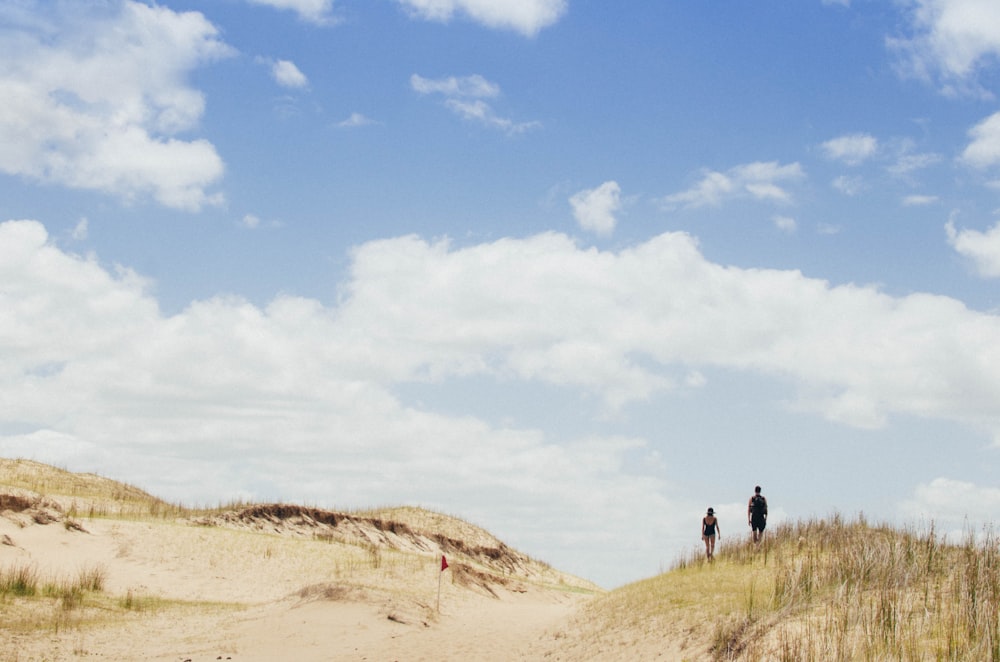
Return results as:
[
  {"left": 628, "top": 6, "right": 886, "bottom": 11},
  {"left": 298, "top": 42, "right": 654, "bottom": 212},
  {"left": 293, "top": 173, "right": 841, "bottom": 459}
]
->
[
  {"left": 1, "top": 458, "right": 619, "bottom": 661},
  {"left": 23, "top": 459, "right": 976, "bottom": 661}
]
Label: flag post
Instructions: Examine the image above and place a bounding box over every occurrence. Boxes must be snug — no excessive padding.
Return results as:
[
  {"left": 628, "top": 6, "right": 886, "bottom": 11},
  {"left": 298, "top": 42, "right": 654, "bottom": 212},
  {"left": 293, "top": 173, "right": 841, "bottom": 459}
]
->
[{"left": 437, "top": 554, "right": 448, "bottom": 613}]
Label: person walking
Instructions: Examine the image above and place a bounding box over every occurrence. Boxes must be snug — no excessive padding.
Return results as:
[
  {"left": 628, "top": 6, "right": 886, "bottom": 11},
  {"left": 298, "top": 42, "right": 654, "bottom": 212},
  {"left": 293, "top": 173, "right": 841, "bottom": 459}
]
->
[
  {"left": 748, "top": 486, "right": 768, "bottom": 543},
  {"left": 702, "top": 507, "right": 720, "bottom": 560}
]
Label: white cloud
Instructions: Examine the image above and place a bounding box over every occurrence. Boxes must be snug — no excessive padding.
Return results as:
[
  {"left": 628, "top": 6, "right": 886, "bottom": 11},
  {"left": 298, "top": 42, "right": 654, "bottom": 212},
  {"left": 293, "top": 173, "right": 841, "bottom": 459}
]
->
[
  {"left": 271, "top": 59, "right": 308, "bottom": 88},
  {"left": 569, "top": 181, "right": 621, "bottom": 237},
  {"left": 888, "top": 151, "right": 942, "bottom": 176},
  {"left": 890, "top": 0, "right": 1000, "bottom": 95},
  {"left": 832, "top": 175, "right": 865, "bottom": 196},
  {"left": 903, "top": 194, "right": 939, "bottom": 206},
  {"left": 245, "top": 0, "right": 337, "bottom": 24},
  {"left": 962, "top": 111, "right": 1000, "bottom": 168},
  {"left": 0, "top": 1, "right": 230, "bottom": 210},
  {"left": 946, "top": 217, "right": 1000, "bottom": 277},
  {"left": 662, "top": 161, "right": 804, "bottom": 209},
  {"left": 11, "top": 218, "right": 1000, "bottom": 582},
  {"left": 773, "top": 215, "right": 797, "bottom": 233},
  {"left": 337, "top": 112, "right": 375, "bottom": 128},
  {"left": 10, "top": 216, "right": 1000, "bottom": 437},
  {"left": 900, "top": 478, "right": 1000, "bottom": 540},
  {"left": 822, "top": 133, "right": 879, "bottom": 165},
  {"left": 410, "top": 73, "right": 499, "bottom": 98},
  {"left": 72, "top": 218, "right": 89, "bottom": 240},
  {"left": 241, "top": 214, "right": 261, "bottom": 229},
  {"left": 396, "top": 0, "right": 567, "bottom": 36},
  {"left": 411, "top": 73, "right": 539, "bottom": 135}
]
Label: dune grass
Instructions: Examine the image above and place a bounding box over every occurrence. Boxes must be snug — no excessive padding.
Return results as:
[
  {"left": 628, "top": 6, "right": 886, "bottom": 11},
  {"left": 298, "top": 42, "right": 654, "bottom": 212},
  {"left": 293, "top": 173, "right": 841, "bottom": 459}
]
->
[
  {"left": 0, "top": 458, "right": 185, "bottom": 520},
  {"left": 0, "top": 561, "right": 111, "bottom": 638},
  {"left": 583, "top": 515, "right": 1000, "bottom": 661}
]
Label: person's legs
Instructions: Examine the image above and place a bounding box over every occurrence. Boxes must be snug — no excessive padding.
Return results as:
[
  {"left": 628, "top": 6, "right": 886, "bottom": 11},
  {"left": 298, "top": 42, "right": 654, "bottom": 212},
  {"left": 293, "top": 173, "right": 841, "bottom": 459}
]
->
[{"left": 708, "top": 534, "right": 716, "bottom": 559}]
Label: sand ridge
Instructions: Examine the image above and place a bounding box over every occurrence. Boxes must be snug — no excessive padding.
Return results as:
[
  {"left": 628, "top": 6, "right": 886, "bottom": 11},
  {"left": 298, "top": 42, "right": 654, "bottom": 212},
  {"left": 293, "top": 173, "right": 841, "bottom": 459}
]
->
[{"left": 0, "top": 461, "right": 625, "bottom": 661}]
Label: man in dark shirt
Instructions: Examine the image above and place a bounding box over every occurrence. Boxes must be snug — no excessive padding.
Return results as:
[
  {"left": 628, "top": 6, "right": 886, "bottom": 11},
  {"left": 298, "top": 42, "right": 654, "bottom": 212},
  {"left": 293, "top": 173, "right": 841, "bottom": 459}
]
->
[{"left": 748, "top": 485, "right": 768, "bottom": 543}]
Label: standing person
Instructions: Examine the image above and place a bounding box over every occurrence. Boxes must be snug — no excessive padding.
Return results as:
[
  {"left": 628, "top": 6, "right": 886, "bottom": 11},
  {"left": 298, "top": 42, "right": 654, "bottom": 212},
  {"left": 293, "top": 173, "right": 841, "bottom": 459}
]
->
[
  {"left": 702, "top": 507, "right": 720, "bottom": 560},
  {"left": 748, "top": 486, "right": 768, "bottom": 543}
]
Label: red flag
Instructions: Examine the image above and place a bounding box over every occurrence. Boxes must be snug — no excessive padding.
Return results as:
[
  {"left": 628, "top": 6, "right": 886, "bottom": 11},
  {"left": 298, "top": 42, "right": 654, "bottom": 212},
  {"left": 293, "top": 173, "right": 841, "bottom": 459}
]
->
[{"left": 441, "top": 555, "right": 449, "bottom": 571}]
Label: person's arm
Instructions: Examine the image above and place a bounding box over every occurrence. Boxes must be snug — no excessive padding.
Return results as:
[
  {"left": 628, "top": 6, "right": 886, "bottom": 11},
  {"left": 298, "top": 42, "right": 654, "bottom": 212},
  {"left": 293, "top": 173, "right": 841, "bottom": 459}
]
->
[{"left": 717, "top": 520, "right": 721, "bottom": 538}]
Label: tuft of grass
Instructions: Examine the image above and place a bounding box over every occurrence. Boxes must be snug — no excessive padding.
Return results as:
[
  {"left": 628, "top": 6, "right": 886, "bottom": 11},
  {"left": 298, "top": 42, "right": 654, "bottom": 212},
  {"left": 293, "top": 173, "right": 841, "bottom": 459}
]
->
[
  {"left": 1, "top": 562, "right": 107, "bottom": 612},
  {"left": 579, "top": 515, "right": 1000, "bottom": 661},
  {"left": 76, "top": 563, "right": 107, "bottom": 592},
  {"left": 0, "top": 563, "right": 39, "bottom": 597}
]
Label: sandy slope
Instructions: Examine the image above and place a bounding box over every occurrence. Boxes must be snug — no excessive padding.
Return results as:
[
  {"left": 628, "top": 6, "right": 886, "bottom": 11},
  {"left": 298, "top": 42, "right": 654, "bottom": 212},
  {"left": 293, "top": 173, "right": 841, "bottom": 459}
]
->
[
  {"left": 0, "top": 463, "right": 600, "bottom": 661},
  {"left": 0, "top": 460, "right": 714, "bottom": 661},
  {"left": 0, "top": 517, "right": 597, "bottom": 661}
]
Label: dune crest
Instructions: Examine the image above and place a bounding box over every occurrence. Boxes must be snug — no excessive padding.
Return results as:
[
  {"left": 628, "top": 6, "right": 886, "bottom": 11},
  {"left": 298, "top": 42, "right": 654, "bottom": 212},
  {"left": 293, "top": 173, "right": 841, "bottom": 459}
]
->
[{"left": 0, "top": 458, "right": 604, "bottom": 661}]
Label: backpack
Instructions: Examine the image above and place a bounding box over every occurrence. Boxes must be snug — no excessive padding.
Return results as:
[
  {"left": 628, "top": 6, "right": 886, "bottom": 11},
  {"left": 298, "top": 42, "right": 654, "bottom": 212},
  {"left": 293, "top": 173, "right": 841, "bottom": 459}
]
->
[{"left": 750, "top": 494, "right": 766, "bottom": 516}]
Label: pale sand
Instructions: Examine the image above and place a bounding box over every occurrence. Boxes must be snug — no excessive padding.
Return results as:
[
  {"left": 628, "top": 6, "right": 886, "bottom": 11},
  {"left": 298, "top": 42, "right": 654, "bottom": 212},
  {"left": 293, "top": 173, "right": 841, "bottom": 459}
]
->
[
  {"left": 0, "top": 462, "right": 706, "bottom": 661},
  {"left": 0, "top": 509, "right": 608, "bottom": 661}
]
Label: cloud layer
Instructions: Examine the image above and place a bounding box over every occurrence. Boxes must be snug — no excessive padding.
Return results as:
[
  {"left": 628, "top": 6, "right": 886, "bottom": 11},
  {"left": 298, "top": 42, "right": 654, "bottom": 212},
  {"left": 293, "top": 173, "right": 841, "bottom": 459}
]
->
[
  {"left": 5, "top": 219, "right": 1000, "bottom": 583},
  {"left": 0, "top": 2, "right": 230, "bottom": 210}
]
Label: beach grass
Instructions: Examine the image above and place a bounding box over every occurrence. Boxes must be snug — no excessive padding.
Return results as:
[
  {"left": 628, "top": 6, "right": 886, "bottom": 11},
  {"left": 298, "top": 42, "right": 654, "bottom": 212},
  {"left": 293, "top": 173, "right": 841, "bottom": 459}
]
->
[{"left": 576, "top": 515, "right": 1000, "bottom": 661}]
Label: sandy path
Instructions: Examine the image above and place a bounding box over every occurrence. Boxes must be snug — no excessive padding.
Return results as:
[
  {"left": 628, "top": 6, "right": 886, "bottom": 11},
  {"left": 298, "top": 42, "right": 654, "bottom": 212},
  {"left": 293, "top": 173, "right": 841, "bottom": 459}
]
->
[
  {"left": 0, "top": 516, "right": 595, "bottom": 661},
  {"left": 158, "top": 591, "right": 586, "bottom": 662},
  {"left": 2, "top": 586, "right": 587, "bottom": 661}
]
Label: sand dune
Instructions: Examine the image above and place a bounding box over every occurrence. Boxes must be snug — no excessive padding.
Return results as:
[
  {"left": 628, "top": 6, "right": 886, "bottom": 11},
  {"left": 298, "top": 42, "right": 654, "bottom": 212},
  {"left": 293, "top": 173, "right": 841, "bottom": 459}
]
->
[{"left": 3, "top": 458, "right": 695, "bottom": 661}]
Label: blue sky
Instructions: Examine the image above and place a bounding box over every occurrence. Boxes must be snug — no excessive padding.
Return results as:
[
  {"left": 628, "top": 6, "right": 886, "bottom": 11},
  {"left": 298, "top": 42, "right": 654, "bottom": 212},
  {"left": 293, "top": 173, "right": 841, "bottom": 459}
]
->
[{"left": 4, "top": 0, "right": 1000, "bottom": 589}]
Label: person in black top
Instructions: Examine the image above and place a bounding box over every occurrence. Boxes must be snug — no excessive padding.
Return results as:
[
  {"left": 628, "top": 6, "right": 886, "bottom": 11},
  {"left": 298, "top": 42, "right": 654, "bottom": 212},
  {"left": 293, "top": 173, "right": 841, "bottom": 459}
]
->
[
  {"left": 748, "top": 486, "right": 768, "bottom": 543},
  {"left": 702, "top": 507, "right": 720, "bottom": 560}
]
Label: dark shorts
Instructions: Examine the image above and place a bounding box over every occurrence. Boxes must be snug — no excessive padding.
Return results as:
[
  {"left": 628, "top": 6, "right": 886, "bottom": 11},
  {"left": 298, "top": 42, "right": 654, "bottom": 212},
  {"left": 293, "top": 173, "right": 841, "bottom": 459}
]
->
[{"left": 751, "top": 517, "right": 766, "bottom": 532}]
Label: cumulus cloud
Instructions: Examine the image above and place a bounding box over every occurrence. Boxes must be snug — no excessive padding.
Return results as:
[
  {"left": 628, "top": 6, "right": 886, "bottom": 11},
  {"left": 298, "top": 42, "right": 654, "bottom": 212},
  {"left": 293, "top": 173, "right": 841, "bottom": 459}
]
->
[
  {"left": 10, "top": 218, "right": 1000, "bottom": 582},
  {"left": 662, "top": 161, "right": 805, "bottom": 209},
  {"left": 411, "top": 73, "right": 539, "bottom": 134},
  {"left": 946, "top": 217, "right": 1000, "bottom": 277},
  {"left": 337, "top": 112, "right": 375, "bottom": 128},
  {"left": 822, "top": 133, "right": 879, "bottom": 165},
  {"left": 245, "top": 0, "right": 337, "bottom": 24},
  {"left": 396, "top": 0, "right": 567, "bottom": 36},
  {"left": 0, "top": 1, "right": 230, "bottom": 210},
  {"left": 569, "top": 181, "right": 621, "bottom": 236},
  {"left": 889, "top": 0, "right": 1000, "bottom": 95},
  {"left": 271, "top": 59, "right": 308, "bottom": 88},
  {"left": 962, "top": 111, "right": 1000, "bottom": 169}
]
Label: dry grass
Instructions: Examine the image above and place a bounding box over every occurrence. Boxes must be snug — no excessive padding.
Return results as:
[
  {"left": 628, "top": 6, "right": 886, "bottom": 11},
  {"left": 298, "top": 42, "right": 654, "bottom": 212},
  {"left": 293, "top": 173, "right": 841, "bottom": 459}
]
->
[
  {"left": 574, "top": 515, "right": 1000, "bottom": 661},
  {"left": 0, "top": 458, "right": 183, "bottom": 520}
]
